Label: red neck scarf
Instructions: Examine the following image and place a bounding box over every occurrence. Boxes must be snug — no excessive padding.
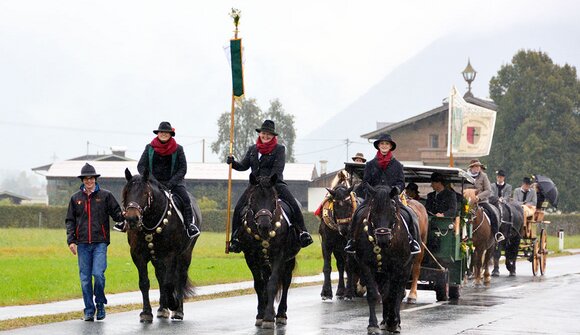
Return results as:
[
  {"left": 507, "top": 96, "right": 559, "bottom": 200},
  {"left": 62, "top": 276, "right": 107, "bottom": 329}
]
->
[
  {"left": 151, "top": 137, "right": 178, "bottom": 156},
  {"left": 376, "top": 150, "right": 393, "bottom": 170},
  {"left": 256, "top": 136, "right": 278, "bottom": 155}
]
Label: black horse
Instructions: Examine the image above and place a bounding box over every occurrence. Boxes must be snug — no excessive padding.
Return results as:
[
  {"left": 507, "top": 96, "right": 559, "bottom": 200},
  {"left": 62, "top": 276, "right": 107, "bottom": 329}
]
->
[
  {"left": 352, "top": 185, "right": 415, "bottom": 334},
  {"left": 319, "top": 184, "right": 364, "bottom": 300},
  {"left": 490, "top": 196, "right": 524, "bottom": 276},
  {"left": 122, "top": 168, "right": 201, "bottom": 322},
  {"left": 237, "top": 174, "right": 300, "bottom": 329}
]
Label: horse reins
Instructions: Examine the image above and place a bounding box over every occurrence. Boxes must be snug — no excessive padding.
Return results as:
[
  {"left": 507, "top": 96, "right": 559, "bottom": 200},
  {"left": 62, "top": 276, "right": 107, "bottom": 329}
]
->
[{"left": 322, "top": 192, "right": 358, "bottom": 231}]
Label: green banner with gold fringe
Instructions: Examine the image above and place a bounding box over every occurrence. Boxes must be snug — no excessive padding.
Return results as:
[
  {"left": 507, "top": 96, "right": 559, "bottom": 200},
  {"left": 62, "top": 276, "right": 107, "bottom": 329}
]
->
[{"left": 230, "top": 38, "right": 244, "bottom": 97}]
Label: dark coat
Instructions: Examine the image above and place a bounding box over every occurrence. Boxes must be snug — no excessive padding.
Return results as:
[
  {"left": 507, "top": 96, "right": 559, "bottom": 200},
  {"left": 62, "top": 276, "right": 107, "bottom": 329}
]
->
[
  {"left": 65, "top": 184, "right": 124, "bottom": 245},
  {"left": 356, "top": 156, "right": 405, "bottom": 199},
  {"left": 426, "top": 189, "right": 458, "bottom": 217},
  {"left": 232, "top": 144, "right": 286, "bottom": 183},
  {"left": 137, "top": 144, "right": 187, "bottom": 189}
]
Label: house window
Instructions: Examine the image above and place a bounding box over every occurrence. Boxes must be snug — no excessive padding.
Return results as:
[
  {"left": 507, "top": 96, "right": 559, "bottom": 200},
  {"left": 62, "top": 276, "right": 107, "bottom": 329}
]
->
[{"left": 429, "top": 134, "right": 439, "bottom": 148}]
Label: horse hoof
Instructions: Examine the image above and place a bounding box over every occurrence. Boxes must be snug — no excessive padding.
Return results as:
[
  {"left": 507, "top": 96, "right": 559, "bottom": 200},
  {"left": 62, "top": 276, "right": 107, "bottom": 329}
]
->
[
  {"left": 140, "top": 311, "right": 153, "bottom": 323},
  {"left": 157, "top": 309, "right": 170, "bottom": 319},
  {"left": 254, "top": 319, "right": 263, "bottom": 327},
  {"left": 337, "top": 295, "right": 345, "bottom": 300},
  {"left": 406, "top": 297, "right": 417, "bottom": 304},
  {"left": 262, "top": 321, "right": 275, "bottom": 329},
  {"left": 321, "top": 295, "right": 332, "bottom": 301},
  {"left": 367, "top": 326, "right": 381, "bottom": 335},
  {"left": 276, "top": 317, "right": 287, "bottom": 325},
  {"left": 171, "top": 311, "right": 184, "bottom": 320}
]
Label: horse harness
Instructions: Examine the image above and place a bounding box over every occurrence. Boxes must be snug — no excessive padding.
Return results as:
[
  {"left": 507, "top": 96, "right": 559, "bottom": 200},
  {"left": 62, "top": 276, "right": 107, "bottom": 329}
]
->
[
  {"left": 360, "top": 200, "right": 405, "bottom": 272},
  {"left": 242, "top": 199, "right": 285, "bottom": 265},
  {"left": 322, "top": 192, "right": 358, "bottom": 231},
  {"left": 124, "top": 186, "right": 173, "bottom": 260}
]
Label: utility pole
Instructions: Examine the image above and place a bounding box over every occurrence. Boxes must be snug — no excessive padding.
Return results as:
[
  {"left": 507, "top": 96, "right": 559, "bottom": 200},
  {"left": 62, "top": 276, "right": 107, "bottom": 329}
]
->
[
  {"left": 202, "top": 139, "right": 205, "bottom": 163},
  {"left": 86, "top": 141, "right": 89, "bottom": 155},
  {"left": 345, "top": 138, "right": 351, "bottom": 162}
]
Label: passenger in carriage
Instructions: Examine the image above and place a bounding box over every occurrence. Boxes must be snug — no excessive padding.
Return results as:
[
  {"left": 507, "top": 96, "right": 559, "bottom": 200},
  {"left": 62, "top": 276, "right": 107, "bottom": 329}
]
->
[
  {"left": 490, "top": 169, "right": 513, "bottom": 200},
  {"left": 465, "top": 159, "right": 504, "bottom": 242},
  {"left": 405, "top": 182, "right": 422, "bottom": 201},
  {"left": 425, "top": 172, "right": 457, "bottom": 217},
  {"left": 514, "top": 177, "right": 537, "bottom": 219},
  {"left": 113, "top": 121, "right": 200, "bottom": 239},
  {"left": 344, "top": 133, "right": 421, "bottom": 254},
  {"left": 227, "top": 120, "right": 313, "bottom": 253}
]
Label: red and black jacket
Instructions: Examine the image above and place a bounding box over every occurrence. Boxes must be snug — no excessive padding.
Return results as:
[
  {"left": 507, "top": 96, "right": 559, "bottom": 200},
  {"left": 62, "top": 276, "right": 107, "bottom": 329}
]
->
[{"left": 65, "top": 184, "right": 124, "bottom": 245}]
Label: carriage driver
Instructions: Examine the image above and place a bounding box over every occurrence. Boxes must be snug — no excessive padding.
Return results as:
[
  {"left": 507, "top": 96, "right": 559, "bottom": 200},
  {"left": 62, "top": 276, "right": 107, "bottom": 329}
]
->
[
  {"left": 227, "top": 120, "right": 313, "bottom": 253},
  {"left": 345, "top": 134, "right": 421, "bottom": 254},
  {"left": 113, "top": 121, "right": 200, "bottom": 239},
  {"left": 514, "top": 177, "right": 537, "bottom": 220},
  {"left": 66, "top": 163, "right": 125, "bottom": 321},
  {"left": 465, "top": 159, "right": 504, "bottom": 242},
  {"left": 490, "top": 169, "right": 513, "bottom": 200}
]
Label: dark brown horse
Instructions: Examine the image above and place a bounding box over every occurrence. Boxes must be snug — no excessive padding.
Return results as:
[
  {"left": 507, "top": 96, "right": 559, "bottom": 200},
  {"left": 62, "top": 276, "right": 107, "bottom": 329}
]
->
[
  {"left": 490, "top": 196, "right": 524, "bottom": 276},
  {"left": 122, "top": 168, "right": 201, "bottom": 322},
  {"left": 319, "top": 183, "right": 362, "bottom": 300},
  {"left": 236, "top": 174, "right": 300, "bottom": 329},
  {"left": 464, "top": 189, "right": 495, "bottom": 286},
  {"left": 352, "top": 185, "right": 416, "bottom": 334}
]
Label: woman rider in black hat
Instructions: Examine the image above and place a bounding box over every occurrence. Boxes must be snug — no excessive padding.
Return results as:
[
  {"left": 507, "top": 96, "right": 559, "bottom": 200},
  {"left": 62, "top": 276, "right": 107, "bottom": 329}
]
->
[
  {"left": 114, "top": 121, "right": 200, "bottom": 239},
  {"left": 227, "top": 120, "right": 313, "bottom": 253},
  {"left": 345, "top": 133, "right": 421, "bottom": 254}
]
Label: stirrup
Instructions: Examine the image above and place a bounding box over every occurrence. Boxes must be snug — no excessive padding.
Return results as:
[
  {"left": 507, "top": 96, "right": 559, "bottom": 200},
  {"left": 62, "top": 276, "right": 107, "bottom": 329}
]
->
[
  {"left": 344, "top": 240, "right": 356, "bottom": 254},
  {"left": 495, "top": 232, "right": 505, "bottom": 242},
  {"left": 410, "top": 240, "right": 421, "bottom": 255},
  {"left": 187, "top": 224, "right": 200, "bottom": 239},
  {"left": 113, "top": 222, "right": 126, "bottom": 232}
]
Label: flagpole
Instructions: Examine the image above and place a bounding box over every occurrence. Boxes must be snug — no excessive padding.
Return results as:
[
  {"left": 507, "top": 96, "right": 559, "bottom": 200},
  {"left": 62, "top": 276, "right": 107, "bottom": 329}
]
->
[
  {"left": 225, "top": 9, "right": 241, "bottom": 254},
  {"left": 449, "top": 87, "right": 455, "bottom": 167}
]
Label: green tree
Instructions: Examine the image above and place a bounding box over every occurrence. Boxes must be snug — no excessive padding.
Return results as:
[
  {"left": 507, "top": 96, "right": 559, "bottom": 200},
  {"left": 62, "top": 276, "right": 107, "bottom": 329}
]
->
[
  {"left": 211, "top": 98, "right": 297, "bottom": 162},
  {"left": 488, "top": 50, "right": 580, "bottom": 212}
]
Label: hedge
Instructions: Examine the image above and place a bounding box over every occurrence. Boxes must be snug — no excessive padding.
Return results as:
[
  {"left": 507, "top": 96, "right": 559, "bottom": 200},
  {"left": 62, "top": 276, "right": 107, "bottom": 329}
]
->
[
  {"left": 0, "top": 205, "right": 577, "bottom": 235},
  {"left": 0, "top": 205, "right": 322, "bottom": 233}
]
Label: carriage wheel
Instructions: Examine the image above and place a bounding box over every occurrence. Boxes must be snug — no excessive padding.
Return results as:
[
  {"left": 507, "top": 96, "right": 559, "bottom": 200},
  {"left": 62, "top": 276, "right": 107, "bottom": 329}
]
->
[
  {"left": 531, "top": 239, "right": 539, "bottom": 276},
  {"left": 539, "top": 229, "right": 547, "bottom": 275}
]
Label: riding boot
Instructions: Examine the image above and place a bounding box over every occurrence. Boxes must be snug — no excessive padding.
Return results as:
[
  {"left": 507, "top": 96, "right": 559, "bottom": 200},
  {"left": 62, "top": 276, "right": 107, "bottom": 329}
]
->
[
  {"left": 292, "top": 211, "right": 313, "bottom": 248},
  {"left": 344, "top": 239, "right": 356, "bottom": 254},
  {"left": 113, "top": 221, "right": 126, "bottom": 232},
  {"left": 404, "top": 206, "right": 421, "bottom": 255},
  {"left": 228, "top": 228, "right": 242, "bottom": 253},
  {"left": 183, "top": 205, "right": 200, "bottom": 239}
]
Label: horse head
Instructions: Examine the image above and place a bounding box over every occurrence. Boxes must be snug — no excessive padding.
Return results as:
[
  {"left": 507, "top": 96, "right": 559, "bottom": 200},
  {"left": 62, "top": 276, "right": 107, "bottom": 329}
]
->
[
  {"left": 326, "top": 184, "right": 356, "bottom": 236},
  {"left": 247, "top": 174, "right": 281, "bottom": 239},
  {"left": 122, "top": 168, "right": 161, "bottom": 230},
  {"left": 365, "top": 184, "right": 400, "bottom": 248}
]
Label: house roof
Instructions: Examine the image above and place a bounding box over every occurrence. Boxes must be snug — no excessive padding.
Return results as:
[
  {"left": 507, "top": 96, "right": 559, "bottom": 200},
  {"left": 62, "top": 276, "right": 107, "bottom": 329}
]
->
[
  {"left": 32, "top": 154, "right": 134, "bottom": 173},
  {"left": 361, "top": 96, "right": 497, "bottom": 139},
  {"left": 0, "top": 191, "right": 31, "bottom": 200},
  {"left": 43, "top": 161, "right": 317, "bottom": 182}
]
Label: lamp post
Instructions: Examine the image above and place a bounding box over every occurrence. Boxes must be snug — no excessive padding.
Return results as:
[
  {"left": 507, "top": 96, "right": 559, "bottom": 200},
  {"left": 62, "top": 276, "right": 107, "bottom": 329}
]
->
[{"left": 462, "top": 59, "right": 477, "bottom": 98}]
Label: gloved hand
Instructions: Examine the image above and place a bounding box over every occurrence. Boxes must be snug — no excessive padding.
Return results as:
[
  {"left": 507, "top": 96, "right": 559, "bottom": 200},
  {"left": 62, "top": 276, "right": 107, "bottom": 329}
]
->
[{"left": 226, "top": 156, "right": 235, "bottom": 165}]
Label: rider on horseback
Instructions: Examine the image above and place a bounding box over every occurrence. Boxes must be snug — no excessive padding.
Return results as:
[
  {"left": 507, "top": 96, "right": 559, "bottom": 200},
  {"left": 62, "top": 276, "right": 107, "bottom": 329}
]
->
[
  {"left": 465, "top": 159, "right": 504, "bottom": 242},
  {"left": 114, "top": 121, "right": 200, "bottom": 239},
  {"left": 227, "top": 120, "right": 313, "bottom": 253},
  {"left": 345, "top": 134, "right": 421, "bottom": 254}
]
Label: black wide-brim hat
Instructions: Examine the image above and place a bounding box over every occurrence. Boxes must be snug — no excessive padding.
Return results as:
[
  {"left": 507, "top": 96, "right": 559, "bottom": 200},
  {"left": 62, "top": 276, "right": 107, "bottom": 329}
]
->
[
  {"left": 153, "top": 121, "right": 176, "bottom": 136},
  {"left": 373, "top": 134, "right": 397, "bottom": 151},
  {"left": 78, "top": 163, "right": 101, "bottom": 179},
  {"left": 255, "top": 119, "right": 278, "bottom": 136}
]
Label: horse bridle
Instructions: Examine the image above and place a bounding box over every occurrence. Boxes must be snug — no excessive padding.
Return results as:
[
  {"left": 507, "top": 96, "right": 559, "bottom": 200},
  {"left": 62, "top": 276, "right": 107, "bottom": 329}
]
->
[
  {"left": 323, "top": 192, "right": 358, "bottom": 230},
  {"left": 124, "top": 183, "right": 169, "bottom": 232}
]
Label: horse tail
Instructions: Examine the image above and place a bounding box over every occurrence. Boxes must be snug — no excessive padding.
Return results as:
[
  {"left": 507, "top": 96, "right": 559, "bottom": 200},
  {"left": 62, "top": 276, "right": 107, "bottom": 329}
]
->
[
  {"left": 275, "top": 258, "right": 297, "bottom": 303},
  {"left": 183, "top": 275, "right": 195, "bottom": 299}
]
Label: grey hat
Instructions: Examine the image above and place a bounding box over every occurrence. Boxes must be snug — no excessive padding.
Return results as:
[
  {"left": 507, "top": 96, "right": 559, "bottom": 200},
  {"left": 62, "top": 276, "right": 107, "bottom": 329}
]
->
[{"left": 78, "top": 163, "right": 100, "bottom": 179}]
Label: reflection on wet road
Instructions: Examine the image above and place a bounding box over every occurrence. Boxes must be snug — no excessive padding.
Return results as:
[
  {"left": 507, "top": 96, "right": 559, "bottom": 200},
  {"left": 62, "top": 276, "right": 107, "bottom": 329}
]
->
[{"left": 3, "top": 255, "right": 580, "bottom": 335}]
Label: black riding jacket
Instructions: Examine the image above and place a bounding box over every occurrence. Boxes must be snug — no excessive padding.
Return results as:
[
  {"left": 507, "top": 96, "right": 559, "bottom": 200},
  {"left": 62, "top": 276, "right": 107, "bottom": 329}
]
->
[
  {"left": 65, "top": 184, "right": 124, "bottom": 245},
  {"left": 356, "top": 156, "right": 405, "bottom": 199},
  {"left": 232, "top": 144, "right": 286, "bottom": 184},
  {"left": 137, "top": 144, "right": 187, "bottom": 189}
]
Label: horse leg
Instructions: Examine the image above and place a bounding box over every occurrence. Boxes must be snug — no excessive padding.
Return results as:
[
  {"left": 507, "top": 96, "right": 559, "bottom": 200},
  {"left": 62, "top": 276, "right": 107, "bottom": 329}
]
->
[
  {"left": 153, "top": 261, "right": 170, "bottom": 315},
  {"left": 473, "top": 249, "right": 483, "bottom": 287},
  {"left": 483, "top": 245, "right": 494, "bottom": 285},
  {"left": 361, "top": 265, "right": 380, "bottom": 334},
  {"left": 245, "top": 257, "right": 266, "bottom": 326},
  {"left": 335, "top": 247, "right": 346, "bottom": 299},
  {"left": 406, "top": 250, "right": 423, "bottom": 304},
  {"left": 276, "top": 258, "right": 295, "bottom": 325},
  {"left": 345, "top": 254, "right": 355, "bottom": 300},
  {"left": 132, "top": 255, "right": 153, "bottom": 323},
  {"left": 171, "top": 250, "right": 193, "bottom": 321},
  {"left": 320, "top": 235, "right": 334, "bottom": 300},
  {"left": 262, "top": 259, "right": 282, "bottom": 329},
  {"left": 492, "top": 242, "right": 501, "bottom": 276},
  {"left": 383, "top": 273, "right": 407, "bottom": 333}
]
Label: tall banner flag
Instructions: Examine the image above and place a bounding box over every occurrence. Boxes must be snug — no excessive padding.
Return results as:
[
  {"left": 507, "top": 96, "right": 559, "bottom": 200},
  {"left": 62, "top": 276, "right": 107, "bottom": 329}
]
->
[
  {"left": 447, "top": 86, "right": 497, "bottom": 157},
  {"left": 230, "top": 38, "right": 244, "bottom": 97}
]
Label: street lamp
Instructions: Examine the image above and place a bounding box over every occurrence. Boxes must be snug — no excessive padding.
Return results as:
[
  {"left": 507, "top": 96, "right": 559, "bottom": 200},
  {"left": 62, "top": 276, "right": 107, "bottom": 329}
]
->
[{"left": 462, "top": 58, "right": 477, "bottom": 98}]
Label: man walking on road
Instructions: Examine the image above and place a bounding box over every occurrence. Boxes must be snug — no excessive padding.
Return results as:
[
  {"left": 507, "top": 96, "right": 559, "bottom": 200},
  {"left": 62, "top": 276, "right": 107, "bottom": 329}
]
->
[{"left": 65, "top": 163, "right": 125, "bottom": 321}]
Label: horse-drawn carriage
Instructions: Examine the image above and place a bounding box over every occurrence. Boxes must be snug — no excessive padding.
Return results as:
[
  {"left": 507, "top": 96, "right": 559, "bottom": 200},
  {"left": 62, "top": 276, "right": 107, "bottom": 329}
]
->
[{"left": 343, "top": 163, "right": 474, "bottom": 301}]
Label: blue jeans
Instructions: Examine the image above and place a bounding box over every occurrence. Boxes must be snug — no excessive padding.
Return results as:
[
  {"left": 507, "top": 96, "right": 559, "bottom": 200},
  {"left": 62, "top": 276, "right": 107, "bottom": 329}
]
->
[{"left": 77, "top": 243, "right": 108, "bottom": 315}]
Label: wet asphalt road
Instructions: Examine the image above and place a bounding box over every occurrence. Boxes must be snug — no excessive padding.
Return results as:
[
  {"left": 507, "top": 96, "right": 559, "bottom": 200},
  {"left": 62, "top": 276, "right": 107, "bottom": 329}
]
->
[{"left": 3, "top": 254, "right": 580, "bottom": 335}]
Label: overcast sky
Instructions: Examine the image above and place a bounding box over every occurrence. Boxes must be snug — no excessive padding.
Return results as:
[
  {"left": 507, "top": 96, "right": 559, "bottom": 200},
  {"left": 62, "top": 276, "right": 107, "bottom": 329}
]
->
[{"left": 0, "top": 0, "right": 578, "bottom": 179}]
